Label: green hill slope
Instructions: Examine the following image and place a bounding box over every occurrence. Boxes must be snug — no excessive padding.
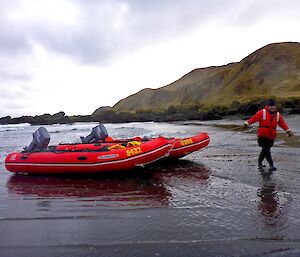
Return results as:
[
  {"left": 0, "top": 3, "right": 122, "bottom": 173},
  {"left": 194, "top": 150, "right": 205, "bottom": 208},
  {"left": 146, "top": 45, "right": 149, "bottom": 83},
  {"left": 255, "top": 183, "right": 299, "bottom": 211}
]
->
[{"left": 113, "top": 42, "right": 300, "bottom": 113}]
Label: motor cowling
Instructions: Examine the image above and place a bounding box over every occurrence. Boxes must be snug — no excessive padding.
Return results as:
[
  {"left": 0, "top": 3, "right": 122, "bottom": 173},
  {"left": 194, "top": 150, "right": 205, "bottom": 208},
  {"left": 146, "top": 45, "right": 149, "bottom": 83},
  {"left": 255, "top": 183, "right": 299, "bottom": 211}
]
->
[
  {"left": 24, "top": 127, "right": 50, "bottom": 152},
  {"left": 80, "top": 124, "right": 108, "bottom": 143}
]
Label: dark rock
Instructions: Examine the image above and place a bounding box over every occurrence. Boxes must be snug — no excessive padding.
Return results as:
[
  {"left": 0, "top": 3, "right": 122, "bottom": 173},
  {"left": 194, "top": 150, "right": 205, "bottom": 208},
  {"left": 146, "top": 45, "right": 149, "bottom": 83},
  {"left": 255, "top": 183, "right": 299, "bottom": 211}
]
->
[{"left": 0, "top": 116, "right": 11, "bottom": 124}]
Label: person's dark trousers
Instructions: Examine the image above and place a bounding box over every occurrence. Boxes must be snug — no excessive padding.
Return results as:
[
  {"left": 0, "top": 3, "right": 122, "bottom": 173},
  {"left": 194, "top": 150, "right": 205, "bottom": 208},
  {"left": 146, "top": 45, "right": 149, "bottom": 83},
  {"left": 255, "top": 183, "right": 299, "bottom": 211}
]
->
[{"left": 257, "top": 137, "right": 274, "bottom": 168}]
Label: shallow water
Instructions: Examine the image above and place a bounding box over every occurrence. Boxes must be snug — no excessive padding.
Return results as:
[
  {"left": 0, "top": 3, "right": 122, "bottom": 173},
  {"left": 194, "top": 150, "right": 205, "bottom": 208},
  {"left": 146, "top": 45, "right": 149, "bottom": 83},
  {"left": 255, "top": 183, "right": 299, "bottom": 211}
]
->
[{"left": 0, "top": 117, "right": 300, "bottom": 257}]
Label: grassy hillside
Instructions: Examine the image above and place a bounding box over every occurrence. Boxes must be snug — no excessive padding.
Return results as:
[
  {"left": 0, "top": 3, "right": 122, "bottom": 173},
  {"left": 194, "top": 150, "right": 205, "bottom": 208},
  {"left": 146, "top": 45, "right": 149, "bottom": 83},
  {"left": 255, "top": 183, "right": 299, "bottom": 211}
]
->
[
  {"left": 113, "top": 42, "right": 300, "bottom": 113},
  {"left": 3, "top": 43, "right": 299, "bottom": 125}
]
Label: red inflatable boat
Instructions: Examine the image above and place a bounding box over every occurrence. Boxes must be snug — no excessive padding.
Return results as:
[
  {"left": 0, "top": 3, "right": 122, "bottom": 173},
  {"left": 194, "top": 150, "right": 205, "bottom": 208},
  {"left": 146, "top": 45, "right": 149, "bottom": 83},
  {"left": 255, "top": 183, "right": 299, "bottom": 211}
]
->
[
  {"left": 167, "top": 133, "right": 210, "bottom": 159},
  {"left": 5, "top": 125, "right": 209, "bottom": 175},
  {"left": 5, "top": 136, "right": 171, "bottom": 174}
]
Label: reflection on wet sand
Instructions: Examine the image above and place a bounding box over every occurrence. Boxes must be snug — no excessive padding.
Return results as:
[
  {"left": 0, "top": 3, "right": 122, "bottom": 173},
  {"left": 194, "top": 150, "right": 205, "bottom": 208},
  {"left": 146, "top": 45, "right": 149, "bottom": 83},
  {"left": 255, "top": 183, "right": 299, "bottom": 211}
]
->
[
  {"left": 150, "top": 160, "right": 211, "bottom": 180},
  {"left": 7, "top": 173, "right": 171, "bottom": 208},
  {"left": 6, "top": 160, "right": 211, "bottom": 208},
  {"left": 256, "top": 171, "right": 288, "bottom": 239}
]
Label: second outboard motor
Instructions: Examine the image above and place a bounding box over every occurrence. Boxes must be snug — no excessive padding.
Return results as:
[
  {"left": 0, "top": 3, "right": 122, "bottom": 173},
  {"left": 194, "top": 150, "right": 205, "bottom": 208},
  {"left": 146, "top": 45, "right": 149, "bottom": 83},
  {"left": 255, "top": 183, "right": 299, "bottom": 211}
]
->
[
  {"left": 24, "top": 127, "right": 50, "bottom": 152},
  {"left": 81, "top": 124, "right": 108, "bottom": 143}
]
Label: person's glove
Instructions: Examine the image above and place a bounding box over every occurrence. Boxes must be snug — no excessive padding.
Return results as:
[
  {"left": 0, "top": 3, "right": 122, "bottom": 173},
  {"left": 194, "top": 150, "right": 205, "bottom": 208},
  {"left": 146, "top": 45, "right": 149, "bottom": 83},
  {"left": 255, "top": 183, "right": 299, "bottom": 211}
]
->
[
  {"left": 242, "top": 123, "right": 249, "bottom": 130},
  {"left": 286, "top": 130, "right": 293, "bottom": 137}
]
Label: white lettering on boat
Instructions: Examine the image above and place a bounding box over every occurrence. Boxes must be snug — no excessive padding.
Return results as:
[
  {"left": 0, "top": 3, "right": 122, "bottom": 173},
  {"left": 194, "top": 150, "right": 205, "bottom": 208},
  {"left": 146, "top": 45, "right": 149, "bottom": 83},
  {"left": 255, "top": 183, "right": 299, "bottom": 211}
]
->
[
  {"left": 10, "top": 154, "right": 17, "bottom": 161},
  {"left": 98, "top": 154, "right": 119, "bottom": 159}
]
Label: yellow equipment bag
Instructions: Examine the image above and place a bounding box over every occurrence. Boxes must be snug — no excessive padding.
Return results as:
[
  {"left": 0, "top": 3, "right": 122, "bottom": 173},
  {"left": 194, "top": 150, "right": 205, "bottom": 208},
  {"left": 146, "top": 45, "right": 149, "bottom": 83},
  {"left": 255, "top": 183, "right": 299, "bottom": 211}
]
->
[
  {"left": 126, "top": 141, "right": 142, "bottom": 147},
  {"left": 108, "top": 144, "right": 126, "bottom": 150}
]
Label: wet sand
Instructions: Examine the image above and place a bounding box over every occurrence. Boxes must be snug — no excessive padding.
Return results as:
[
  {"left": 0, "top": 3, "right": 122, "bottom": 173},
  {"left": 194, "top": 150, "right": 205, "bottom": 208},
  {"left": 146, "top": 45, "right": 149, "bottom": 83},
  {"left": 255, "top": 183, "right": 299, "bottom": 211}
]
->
[{"left": 0, "top": 117, "right": 299, "bottom": 257}]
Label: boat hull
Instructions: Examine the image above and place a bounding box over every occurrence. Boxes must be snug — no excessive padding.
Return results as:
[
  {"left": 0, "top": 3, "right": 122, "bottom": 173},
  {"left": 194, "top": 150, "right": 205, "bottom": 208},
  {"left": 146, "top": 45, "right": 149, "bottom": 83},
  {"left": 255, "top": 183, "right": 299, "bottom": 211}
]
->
[{"left": 5, "top": 138, "right": 171, "bottom": 174}]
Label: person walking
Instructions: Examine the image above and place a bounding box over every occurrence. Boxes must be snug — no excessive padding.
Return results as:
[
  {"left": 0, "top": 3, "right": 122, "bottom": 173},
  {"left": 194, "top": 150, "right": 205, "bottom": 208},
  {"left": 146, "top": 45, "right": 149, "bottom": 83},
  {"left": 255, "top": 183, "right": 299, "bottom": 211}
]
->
[{"left": 243, "top": 99, "right": 293, "bottom": 171}]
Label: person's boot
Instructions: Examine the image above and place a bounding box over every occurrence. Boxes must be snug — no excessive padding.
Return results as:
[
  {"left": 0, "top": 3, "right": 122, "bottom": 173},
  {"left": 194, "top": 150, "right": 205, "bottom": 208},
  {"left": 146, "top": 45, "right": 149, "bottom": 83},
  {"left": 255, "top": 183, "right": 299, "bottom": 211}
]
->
[
  {"left": 258, "top": 157, "right": 266, "bottom": 170},
  {"left": 258, "top": 162, "right": 264, "bottom": 170},
  {"left": 266, "top": 154, "right": 275, "bottom": 172}
]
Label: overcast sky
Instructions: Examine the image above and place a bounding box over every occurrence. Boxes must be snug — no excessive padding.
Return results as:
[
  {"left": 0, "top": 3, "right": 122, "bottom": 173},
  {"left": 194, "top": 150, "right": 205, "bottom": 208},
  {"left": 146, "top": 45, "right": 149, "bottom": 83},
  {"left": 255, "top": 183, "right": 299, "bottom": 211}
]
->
[{"left": 0, "top": 0, "right": 300, "bottom": 117}]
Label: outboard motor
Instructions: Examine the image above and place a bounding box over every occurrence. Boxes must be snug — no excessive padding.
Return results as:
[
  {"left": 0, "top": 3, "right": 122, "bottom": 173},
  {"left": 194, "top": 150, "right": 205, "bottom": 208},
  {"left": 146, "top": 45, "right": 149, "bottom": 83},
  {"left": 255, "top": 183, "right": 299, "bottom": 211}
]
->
[
  {"left": 24, "top": 127, "right": 50, "bottom": 152},
  {"left": 80, "top": 124, "right": 108, "bottom": 143}
]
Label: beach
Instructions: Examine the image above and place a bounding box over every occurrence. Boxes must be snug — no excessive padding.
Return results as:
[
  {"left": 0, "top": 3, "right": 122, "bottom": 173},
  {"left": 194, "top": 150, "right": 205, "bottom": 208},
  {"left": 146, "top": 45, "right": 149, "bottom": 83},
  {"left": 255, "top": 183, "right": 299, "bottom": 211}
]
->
[{"left": 0, "top": 116, "right": 299, "bottom": 257}]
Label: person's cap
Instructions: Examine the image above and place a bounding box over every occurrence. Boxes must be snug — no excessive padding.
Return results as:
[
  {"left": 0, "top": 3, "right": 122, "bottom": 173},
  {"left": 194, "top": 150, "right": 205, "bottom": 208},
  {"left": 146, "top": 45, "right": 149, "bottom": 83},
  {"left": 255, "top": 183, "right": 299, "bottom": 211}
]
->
[{"left": 268, "top": 99, "right": 276, "bottom": 106}]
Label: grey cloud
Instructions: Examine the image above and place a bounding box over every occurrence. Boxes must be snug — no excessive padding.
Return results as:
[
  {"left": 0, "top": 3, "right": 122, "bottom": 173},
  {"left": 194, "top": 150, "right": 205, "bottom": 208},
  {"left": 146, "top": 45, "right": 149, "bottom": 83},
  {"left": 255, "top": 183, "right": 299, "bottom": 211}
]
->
[
  {"left": 0, "top": 1, "right": 31, "bottom": 55},
  {"left": 0, "top": 69, "right": 31, "bottom": 81},
  {"left": 0, "top": 0, "right": 299, "bottom": 65},
  {"left": 226, "top": 0, "right": 300, "bottom": 27},
  {"left": 0, "top": 85, "right": 30, "bottom": 99},
  {"left": 2, "top": 101, "right": 26, "bottom": 110},
  {"left": 0, "top": 0, "right": 240, "bottom": 64},
  {"left": 0, "top": 25, "right": 31, "bottom": 56},
  {"left": 0, "top": 100, "right": 34, "bottom": 118},
  {"left": 61, "top": 0, "right": 240, "bottom": 63},
  {"left": 0, "top": 83, "right": 38, "bottom": 117}
]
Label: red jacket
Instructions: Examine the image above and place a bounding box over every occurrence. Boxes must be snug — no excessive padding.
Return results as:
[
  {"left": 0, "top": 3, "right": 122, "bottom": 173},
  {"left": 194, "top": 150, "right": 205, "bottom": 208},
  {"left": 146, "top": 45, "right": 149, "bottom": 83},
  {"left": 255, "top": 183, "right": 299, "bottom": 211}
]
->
[{"left": 246, "top": 106, "right": 290, "bottom": 140}]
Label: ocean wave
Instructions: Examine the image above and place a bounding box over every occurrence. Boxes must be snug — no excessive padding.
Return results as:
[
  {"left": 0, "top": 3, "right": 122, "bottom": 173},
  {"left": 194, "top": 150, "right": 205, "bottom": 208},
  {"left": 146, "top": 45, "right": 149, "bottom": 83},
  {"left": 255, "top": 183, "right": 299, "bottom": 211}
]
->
[{"left": 0, "top": 123, "right": 31, "bottom": 132}]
